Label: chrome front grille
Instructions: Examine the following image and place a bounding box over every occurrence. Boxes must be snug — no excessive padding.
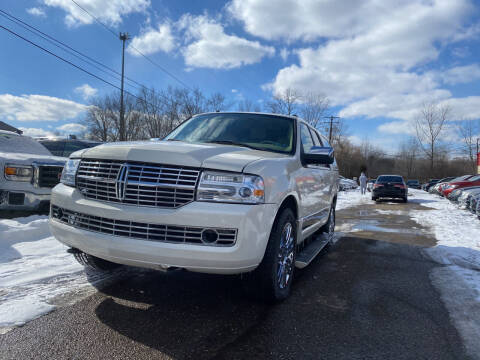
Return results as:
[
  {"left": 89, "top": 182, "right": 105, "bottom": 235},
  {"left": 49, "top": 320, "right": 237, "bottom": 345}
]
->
[
  {"left": 51, "top": 205, "right": 237, "bottom": 246},
  {"left": 76, "top": 159, "right": 200, "bottom": 208}
]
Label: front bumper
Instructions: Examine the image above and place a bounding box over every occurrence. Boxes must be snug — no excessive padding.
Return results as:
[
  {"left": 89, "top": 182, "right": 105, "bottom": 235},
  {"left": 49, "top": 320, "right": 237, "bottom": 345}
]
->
[
  {"left": 49, "top": 184, "right": 277, "bottom": 274},
  {"left": 0, "top": 189, "right": 51, "bottom": 210}
]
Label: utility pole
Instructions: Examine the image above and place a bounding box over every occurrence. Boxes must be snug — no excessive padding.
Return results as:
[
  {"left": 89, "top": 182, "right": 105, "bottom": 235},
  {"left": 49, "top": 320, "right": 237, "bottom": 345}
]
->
[
  {"left": 323, "top": 116, "right": 340, "bottom": 144},
  {"left": 477, "top": 138, "right": 480, "bottom": 175},
  {"left": 119, "top": 32, "right": 130, "bottom": 141}
]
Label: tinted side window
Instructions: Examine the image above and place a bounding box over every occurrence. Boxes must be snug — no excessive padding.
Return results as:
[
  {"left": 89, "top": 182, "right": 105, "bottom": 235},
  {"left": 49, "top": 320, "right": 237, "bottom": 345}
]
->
[
  {"left": 64, "top": 141, "right": 89, "bottom": 157},
  {"left": 300, "top": 123, "right": 314, "bottom": 153},
  {"left": 40, "top": 141, "right": 65, "bottom": 156}
]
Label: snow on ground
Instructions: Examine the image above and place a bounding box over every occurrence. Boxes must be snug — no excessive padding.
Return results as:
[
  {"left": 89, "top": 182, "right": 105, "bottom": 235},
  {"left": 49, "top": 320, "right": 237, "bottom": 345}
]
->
[
  {"left": 408, "top": 189, "right": 480, "bottom": 270},
  {"left": 336, "top": 188, "right": 372, "bottom": 211},
  {"left": 407, "top": 189, "right": 480, "bottom": 358},
  {"left": 0, "top": 215, "right": 124, "bottom": 333}
]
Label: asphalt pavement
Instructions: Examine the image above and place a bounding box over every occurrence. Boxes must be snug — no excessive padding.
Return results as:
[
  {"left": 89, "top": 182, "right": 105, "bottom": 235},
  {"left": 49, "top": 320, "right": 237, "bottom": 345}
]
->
[{"left": 0, "top": 201, "right": 471, "bottom": 359}]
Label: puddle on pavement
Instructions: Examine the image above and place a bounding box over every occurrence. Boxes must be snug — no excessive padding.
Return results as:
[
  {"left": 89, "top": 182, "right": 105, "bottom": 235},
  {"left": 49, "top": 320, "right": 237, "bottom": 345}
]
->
[{"left": 336, "top": 200, "right": 436, "bottom": 247}]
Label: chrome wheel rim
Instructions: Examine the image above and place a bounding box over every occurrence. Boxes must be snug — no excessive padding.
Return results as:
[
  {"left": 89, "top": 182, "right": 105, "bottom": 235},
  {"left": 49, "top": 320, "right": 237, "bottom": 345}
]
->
[{"left": 277, "top": 222, "right": 294, "bottom": 289}]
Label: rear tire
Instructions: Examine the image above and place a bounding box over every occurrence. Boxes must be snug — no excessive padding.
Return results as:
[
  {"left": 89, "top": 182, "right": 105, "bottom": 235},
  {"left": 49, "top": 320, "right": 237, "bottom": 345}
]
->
[
  {"left": 402, "top": 197, "right": 408, "bottom": 203},
  {"left": 243, "top": 208, "right": 296, "bottom": 303},
  {"left": 74, "top": 252, "right": 121, "bottom": 271}
]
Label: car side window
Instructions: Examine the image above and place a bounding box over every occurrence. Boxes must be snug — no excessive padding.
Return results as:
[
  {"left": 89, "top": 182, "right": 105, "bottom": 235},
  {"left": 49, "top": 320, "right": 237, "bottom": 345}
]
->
[
  {"left": 300, "top": 123, "right": 314, "bottom": 153},
  {"left": 312, "top": 129, "right": 324, "bottom": 147}
]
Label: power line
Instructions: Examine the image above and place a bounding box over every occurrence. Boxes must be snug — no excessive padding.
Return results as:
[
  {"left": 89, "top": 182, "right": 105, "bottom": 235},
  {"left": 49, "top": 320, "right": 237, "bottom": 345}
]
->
[
  {"left": 69, "top": 0, "right": 194, "bottom": 91},
  {"left": 0, "top": 8, "right": 144, "bottom": 91},
  {"left": 0, "top": 24, "right": 167, "bottom": 107}
]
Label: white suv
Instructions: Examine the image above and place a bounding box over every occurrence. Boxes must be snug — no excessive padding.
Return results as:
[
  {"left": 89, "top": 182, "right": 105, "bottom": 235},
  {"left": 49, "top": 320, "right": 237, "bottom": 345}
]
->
[{"left": 49, "top": 112, "right": 338, "bottom": 301}]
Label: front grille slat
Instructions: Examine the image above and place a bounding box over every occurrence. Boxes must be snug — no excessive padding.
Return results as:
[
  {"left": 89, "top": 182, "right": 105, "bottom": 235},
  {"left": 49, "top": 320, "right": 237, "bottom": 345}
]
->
[
  {"left": 76, "top": 159, "right": 200, "bottom": 208},
  {"left": 51, "top": 205, "right": 237, "bottom": 246},
  {"left": 38, "top": 165, "right": 63, "bottom": 188}
]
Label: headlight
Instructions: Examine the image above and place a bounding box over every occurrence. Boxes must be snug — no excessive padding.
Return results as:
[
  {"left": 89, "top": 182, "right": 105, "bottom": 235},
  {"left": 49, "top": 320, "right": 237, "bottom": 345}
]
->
[
  {"left": 60, "top": 159, "right": 80, "bottom": 187},
  {"left": 197, "top": 171, "right": 265, "bottom": 204},
  {"left": 4, "top": 165, "right": 33, "bottom": 181}
]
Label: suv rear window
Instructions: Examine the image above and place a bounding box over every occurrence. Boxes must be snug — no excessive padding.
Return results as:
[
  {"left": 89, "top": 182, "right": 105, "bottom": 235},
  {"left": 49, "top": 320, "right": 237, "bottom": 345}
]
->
[{"left": 377, "top": 176, "right": 403, "bottom": 183}]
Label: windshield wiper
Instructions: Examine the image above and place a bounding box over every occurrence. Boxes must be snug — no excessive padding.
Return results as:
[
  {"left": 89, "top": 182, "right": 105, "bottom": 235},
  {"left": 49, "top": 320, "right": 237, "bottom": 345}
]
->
[{"left": 205, "top": 140, "right": 262, "bottom": 151}]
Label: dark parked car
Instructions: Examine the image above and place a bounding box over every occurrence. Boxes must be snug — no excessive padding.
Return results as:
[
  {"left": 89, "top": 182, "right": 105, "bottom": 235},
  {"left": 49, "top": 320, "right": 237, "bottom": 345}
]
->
[
  {"left": 38, "top": 138, "right": 102, "bottom": 157},
  {"left": 406, "top": 179, "right": 420, "bottom": 189},
  {"left": 422, "top": 178, "right": 440, "bottom": 191},
  {"left": 372, "top": 175, "right": 407, "bottom": 202}
]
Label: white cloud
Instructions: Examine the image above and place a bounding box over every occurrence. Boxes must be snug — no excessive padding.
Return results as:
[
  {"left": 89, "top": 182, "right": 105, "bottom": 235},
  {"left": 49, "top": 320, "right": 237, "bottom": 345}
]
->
[
  {"left": 280, "top": 48, "right": 289, "bottom": 61},
  {"left": 262, "top": 0, "right": 478, "bottom": 126},
  {"left": 57, "top": 123, "right": 87, "bottom": 134},
  {"left": 26, "top": 7, "right": 46, "bottom": 17},
  {"left": 0, "top": 94, "right": 87, "bottom": 122},
  {"left": 128, "top": 23, "right": 176, "bottom": 56},
  {"left": 437, "top": 64, "right": 480, "bottom": 85},
  {"left": 74, "top": 84, "right": 98, "bottom": 100},
  {"left": 43, "top": 0, "right": 150, "bottom": 27},
  {"left": 228, "top": 0, "right": 475, "bottom": 42},
  {"left": 19, "top": 127, "right": 55, "bottom": 137},
  {"left": 231, "top": 89, "right": 238, "bottom": 93},
  {"left": 377, "top": 121, "right": 416, "bottom": 136},
  {"left": 179, "top": 15, "right": 275, "bottom": 69}
]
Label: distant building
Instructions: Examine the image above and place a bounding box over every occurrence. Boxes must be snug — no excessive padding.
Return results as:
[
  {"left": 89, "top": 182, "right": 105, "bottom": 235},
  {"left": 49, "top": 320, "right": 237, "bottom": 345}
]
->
[{"left": 0, "top": 121, "right": 22, "bottom": 134}]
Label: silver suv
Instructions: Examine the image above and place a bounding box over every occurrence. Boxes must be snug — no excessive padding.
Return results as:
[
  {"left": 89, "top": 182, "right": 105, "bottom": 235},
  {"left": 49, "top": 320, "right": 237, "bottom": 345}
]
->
[
  {"left": 0, "top": 130, "right": 65, "bottom": 212},
  {"left": 49, "top": 112, "right": 339, "bottom": 301}
]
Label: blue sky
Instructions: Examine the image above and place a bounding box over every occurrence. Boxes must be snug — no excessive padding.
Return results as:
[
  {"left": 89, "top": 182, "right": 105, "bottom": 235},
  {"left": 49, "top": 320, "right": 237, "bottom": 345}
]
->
[{"left": 1, "top": 0, "right": 479, "bottom": 152}]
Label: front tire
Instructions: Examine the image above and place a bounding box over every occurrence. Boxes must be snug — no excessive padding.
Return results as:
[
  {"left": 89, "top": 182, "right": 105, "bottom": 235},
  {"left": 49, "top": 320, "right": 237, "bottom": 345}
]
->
[
  {"left": 320, "top": 205, "right": 335, "bottom": 244},
  {"left": 245, "top": 208, "right": 297, "bottom": 302}
]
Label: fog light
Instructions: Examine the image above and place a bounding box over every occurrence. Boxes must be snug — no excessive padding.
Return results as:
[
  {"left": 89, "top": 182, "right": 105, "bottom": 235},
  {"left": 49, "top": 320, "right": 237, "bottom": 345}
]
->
[{"left": 201, "top": 229, "right": 218, "bottom": 243}]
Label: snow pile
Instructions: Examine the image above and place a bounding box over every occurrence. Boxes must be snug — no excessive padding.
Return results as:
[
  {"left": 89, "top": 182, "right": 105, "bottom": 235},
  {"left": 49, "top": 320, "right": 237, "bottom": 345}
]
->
[
  {"left": 336, "top": 189, "right": 373, "bottom": 211},
  {"left": 409, "top": 189, "right": 480, "bottom": 270},
  {"left": 409, "top": 189, "right": 480, "bottom": 357},
  {"left": 0, "top": 215, "right": 122, "bottom": 332}
]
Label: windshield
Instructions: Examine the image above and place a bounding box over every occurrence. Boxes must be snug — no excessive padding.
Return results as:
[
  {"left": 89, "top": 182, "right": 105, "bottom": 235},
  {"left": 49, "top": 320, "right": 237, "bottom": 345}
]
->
[
  {"left": 468, "top": 175, "right": 480, "bottom": 181},
  {"left": 165, "top": 113, "right": 295, "bottom": 154},
  {"left": 0, "top": 133, "right": 52, "bottom": 156},
  {"left": 377, "top": 175, "right": 403, "bottom": 183}
]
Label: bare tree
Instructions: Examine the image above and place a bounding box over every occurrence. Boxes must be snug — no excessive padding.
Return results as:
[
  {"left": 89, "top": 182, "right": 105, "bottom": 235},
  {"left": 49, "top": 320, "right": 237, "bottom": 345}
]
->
[
  {"left": 267, "top": 88, "right": 301, "bottom": 115},
  {"left": 457, "top": 119, "right": 479, "bottom": 174},
  {"left": 300, "top": 92, "right": 329, "bottom": 128},
  {"left": 237, "top": 99, "right": 262, "bottom": 112},
  {"left": 397, "top": 137, "right": 419, "bottom": 179},
  {"left": 415, "top": 102, "right": 451, "bottom": 175}
]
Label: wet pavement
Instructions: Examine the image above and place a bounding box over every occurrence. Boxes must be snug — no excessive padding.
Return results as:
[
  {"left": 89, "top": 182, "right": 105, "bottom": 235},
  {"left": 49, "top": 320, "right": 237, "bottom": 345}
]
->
[
  {"left": 0, "top": 197, "right": 471, "bottom": 359},
  {"left": 336, "top": 198, "right": 436, "bottom": 247}
]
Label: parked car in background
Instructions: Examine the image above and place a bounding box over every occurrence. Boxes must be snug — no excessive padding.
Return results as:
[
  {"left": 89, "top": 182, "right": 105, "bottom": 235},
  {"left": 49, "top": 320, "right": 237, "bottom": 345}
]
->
[
  {"left": 367, "top": 179, "right": 376, "bottom": 192},
  {"left": 423, "top": 178, "right": 440, "bottom": 191},
  {"left": 372, "top": 175, "right": 407, "bottom": 202},
  {"left": 429, "top": 176, "right": 460, "bottom": 194},
  {"left": 458, "top": 187, "right": 480, "bottom": 209},
  {"left": 470, "top": 193, "right": 480, "bottom": 216},
  {"left": 406, "top": 179, "right": 420, "bottom": 189},
  {"left": 0, "top": 130, "right": 65, "bottom": 212},
  {"left": 38, "top": 137, "right": 102, "bottom": 158},
  {"left": 441, "top": 175, "right": 480, "bottom": 197},
  {"left": 49, "top": 112, "right": 339, "bottom": 301},
  {"left": 339, "top": 176, "right": 357, "bottom": 191}
]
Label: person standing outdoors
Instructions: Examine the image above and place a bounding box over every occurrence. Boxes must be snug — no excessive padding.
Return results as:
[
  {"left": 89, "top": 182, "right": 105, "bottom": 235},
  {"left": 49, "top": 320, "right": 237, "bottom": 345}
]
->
[{"left": 359, "top": 171, "right": 367, "bottom": 195}]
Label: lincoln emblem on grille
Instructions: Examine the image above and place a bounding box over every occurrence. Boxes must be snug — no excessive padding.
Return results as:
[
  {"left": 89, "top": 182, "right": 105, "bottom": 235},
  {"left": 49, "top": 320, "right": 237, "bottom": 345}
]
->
[{"left": 115, "top": 164, "right": 129, "bottom": 201}]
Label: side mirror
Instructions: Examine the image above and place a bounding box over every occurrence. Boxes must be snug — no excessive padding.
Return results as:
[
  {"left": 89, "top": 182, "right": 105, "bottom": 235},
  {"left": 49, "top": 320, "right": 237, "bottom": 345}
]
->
[{"left": 303, "top": 146, "right": 334, "bottom": 165}]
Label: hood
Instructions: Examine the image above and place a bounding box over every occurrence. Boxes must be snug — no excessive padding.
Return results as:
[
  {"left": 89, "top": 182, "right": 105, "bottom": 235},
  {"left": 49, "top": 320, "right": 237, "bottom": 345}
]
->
[
  {"left": 81, "top": 140, "right": 286, "bottom": 172},
  {"left": 0, "top": 151, "right": 66, "bottom": 166}
]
